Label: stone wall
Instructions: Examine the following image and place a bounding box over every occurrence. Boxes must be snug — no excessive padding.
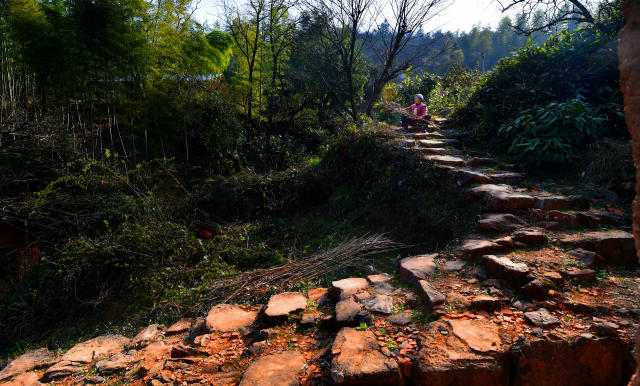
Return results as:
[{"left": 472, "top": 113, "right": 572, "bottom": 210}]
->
[{"left": 619, "top": 1, "right": 640, "bottom": 385}]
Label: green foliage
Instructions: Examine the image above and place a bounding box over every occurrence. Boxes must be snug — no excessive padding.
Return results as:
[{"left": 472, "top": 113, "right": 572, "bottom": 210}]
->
[
  {"left": 498, "top": 97, "right": 621, "bottom": 165},
  {"left": 429, "top": 63, "right": 481, "bottom": 115},
  {"left": 355, "top": 322, "right": 369, "bottom": 331},
  {"left": 396, "top": 72, "right": 437, "bottom": 105},
  {"left": 455, "top": 28, "right": 624, "bottom": 148}
]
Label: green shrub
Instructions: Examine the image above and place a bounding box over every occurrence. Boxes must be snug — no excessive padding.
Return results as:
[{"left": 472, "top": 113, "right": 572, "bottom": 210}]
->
[
  {"left": 454, "top": 27, "right": 624, "bottom": 147},
  {"left": 429, "top": 63, "right": 481, "bottom": 116},
  {"left": 498, "top": 97, "right": 622, "bottom": 165},
  {"left": 397, "top": 72, "right": 437, "bottom": 105}
]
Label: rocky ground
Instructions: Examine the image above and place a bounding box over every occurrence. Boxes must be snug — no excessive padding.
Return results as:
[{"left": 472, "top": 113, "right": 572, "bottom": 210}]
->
[{"left": 1, "top": 121, "right": 639, "bottom": 385}]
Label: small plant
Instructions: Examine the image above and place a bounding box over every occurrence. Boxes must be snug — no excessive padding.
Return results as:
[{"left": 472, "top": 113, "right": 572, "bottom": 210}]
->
[
  {"left": 386, "top": 338, "right": 400, "bottom": 351},
  {"left": 390, "top": 304, "right": 405, "bottom": 314},
  {"left": 377, "top": 327, "right": 388, "bottom": 336},
  {"left": 498, "top": 97, "right": 612, "bottom": 166},
  {"left": 355, "top": 322, "right": 369, "bottom": 331}
]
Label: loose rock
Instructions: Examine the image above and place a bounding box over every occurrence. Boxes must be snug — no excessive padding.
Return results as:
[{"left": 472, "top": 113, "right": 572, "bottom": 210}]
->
[
  {"left": 264, "top": 292, "right": 307, "bottom": 322},
  {"left": 416, "top": 280, "right": 445, "bottom": 309},
  {"left": 332, "top": 278, "right": 369, "bottom": 300},
  {"left": 206, "top": 304, "right": 258, "bottom": 332},
  {"left": 330, "top": 328, "right": 401, "bottom": 385},
  {"left": 524, "top": 308, "right": 561, "bottom": 328}
]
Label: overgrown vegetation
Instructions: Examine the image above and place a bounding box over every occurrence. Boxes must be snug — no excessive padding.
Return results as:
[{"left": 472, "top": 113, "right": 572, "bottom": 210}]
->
[{"left": 0, "top": 131, "right": 475, "bottom": 356}]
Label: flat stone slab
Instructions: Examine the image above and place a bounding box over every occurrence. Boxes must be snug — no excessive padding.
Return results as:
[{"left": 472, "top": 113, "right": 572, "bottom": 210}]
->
[
  {"left": 560, "top": 231, "right": 636, "bottom": 266},
  {"left": 524, "top": 308, "right": 561, "bottom": 328},
  {"left": 206, "top": 304, "right": 258, "bottom": 332},
  {"left": 467, "top": 157, "right": 499, "bottom": 167},
  {"left": 361, "top": 294, "right": 394, "bottom": 314},
  {"left": 239, "top": 351, "right": 306, "bottom": 386},
  {"left": 0, "top": 348, "right": 56, "bottom": 381},
  {"left": 166, "top": 318, "right": 193, "bottom": 336},
  {"left": 413, "top": 320, "right": 508, "bottom": 385},
  {"left": 417, "top": 280, "right": 445, "bottom": 308},
  {"left": 61, "top": 335, "right": 130, "bottom": 363},
  {"left": 426, "top": 155, "right": 466, "bottom": 166},
  {"left": 471, "top": 295, "right": 503, "bottom": 311},
  {"left": 398, "top": 254, "right": 437, "bottom": 282},
  {"left": 265, "top": 292, "right": 307, "bottom": 321},
  {"left": 330, "top": 328, "right": 401, "bottom": 384},
  {"left": 419, "top": 147, "right": 449, "bottom": 155},
  {"left": 458, "top": 169, "right": 493, "bottom": 185},
  {"left": 450, "top": 319, "right": 503, "bottom": 353},
  {"left": 417, "top": 139, "right": 447, "bottom": 148},
  {"left": 367, "top": 273, "right": 392, "bottom": 285},
  {"left": 332, "top": 278, "right": 369, "bottom": 300},
  {"left": 479, "top": 214, "right": 528, "bottom": 233},
  {"left": 459, "top": 239, "right": 501, "bottom": 258},
  {"left": 567, "top": 248, "right": 601, "bottom": 268},
  {"left": 481, "top": 255, "right": 530, "bottom": 283},
  {"left": 470, "top": 184, "right": 535, "bottom": 212},
  {"left": 513, "top": 230, "right": 547, "bottom": 245},
  {"left": 534, "top": 196, "right": 587, "bottom": 210}
]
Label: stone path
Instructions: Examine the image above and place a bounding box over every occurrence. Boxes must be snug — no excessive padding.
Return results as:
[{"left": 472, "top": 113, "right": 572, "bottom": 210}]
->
[{"left": 2, "top": 122, "right": 639, "bottom": 385}]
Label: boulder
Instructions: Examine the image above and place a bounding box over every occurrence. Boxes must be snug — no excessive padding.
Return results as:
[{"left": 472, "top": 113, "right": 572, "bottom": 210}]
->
[
  {"left": 300, "top": 313, "right": 319, "bottom": 327},
  {"left": 131, "top": 324, "right": 164, "bottom": 349},
  {"left": 206, "top": 304, "right": 258, "bottom": 332},
  {"left": 524, "top": 308, "right": 560, "bottom": 328},
  {"left": 398, "top": 254, "right": 437, "bottom": 282},
  {"left": 239, "top": 351, "right": 306, "bottom": 386},
  {"left": 0, "top": 348, "right": 56, "bottom": 381},
  {"left": 330, "top": 328, "right": 401, "bottom": 385},
  {"left": 5, "top": 372, "right": 43, "bottom": 385},
  {"left": 481, "top": 255, "right": 530, "bottom": 283},
  {"left": 416, "top": 280, "right": 445, "bottom": 309},
  {"left": 166, "top": 318, "right": 193, "bottom": 336},
  {"left": 331, "top": 278, "right": 369, "bottom": 300},
  {"left": 479, "top": 214, "right": 528, "bottom": 233},
  {"left": 264, "top": 292, "right": 307, "bottom": 322}
]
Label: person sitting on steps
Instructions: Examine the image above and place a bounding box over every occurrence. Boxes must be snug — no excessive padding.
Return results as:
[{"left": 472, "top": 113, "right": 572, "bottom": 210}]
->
[{"left": 400, "top": 94, "right": 430, "bottom": 130}]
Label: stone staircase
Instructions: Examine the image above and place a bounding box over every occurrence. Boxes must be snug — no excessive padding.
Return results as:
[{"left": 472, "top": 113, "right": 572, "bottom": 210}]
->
[{"left": 2, "top": 123, "right": 639, "bottom": 385}]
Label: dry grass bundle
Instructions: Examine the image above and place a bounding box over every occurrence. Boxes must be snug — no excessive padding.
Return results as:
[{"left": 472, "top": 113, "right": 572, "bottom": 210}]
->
[{"left": 200, "top": 234, "right": 402, "bottom": 310}]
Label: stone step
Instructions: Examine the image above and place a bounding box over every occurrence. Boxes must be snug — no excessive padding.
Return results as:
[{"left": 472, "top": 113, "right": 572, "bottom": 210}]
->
[
  {"left": 417, "top": 147, "right": 449, "bottom": 155},
  {"left": 478, "top": 213, "right": 529, "bottom": 233},
  {"left": 528, "top": 208, "right": 627, "bottom": 230},
  {"left": 425, "top": 155, "right": 466, "bottom": 166}
]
